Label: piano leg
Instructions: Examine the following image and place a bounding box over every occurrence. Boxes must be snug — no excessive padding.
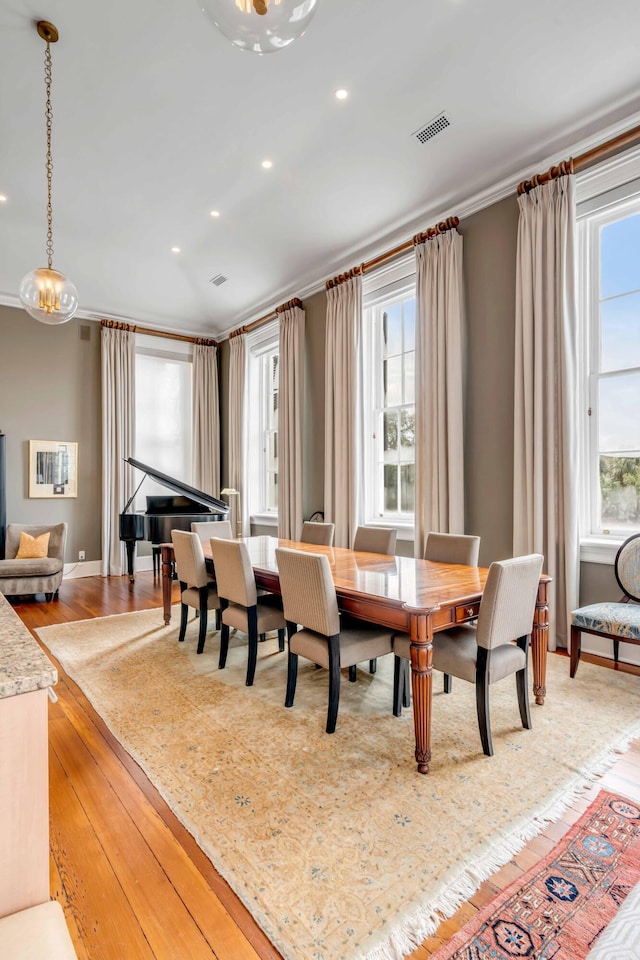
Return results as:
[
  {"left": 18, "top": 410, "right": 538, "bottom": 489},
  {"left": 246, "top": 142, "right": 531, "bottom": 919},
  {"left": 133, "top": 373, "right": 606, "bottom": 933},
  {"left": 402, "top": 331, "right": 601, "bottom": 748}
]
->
[{"left": 125, "top": 539, "right": 136, "bottom": 584}]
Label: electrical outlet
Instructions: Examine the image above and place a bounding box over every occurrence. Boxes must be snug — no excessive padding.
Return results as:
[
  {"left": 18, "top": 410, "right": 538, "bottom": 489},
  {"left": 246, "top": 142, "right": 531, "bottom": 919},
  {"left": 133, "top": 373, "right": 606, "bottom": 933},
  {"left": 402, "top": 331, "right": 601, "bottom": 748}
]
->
[{"left": 78, "top": 550, "right": 85, "bottom": 561}]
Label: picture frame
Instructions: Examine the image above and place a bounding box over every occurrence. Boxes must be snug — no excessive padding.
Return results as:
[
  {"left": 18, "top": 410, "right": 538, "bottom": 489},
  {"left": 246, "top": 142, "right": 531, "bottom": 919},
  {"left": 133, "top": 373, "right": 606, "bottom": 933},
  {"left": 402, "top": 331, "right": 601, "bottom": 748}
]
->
[{"left": 29, "top": 439, "right": 78, "bottom": 498}]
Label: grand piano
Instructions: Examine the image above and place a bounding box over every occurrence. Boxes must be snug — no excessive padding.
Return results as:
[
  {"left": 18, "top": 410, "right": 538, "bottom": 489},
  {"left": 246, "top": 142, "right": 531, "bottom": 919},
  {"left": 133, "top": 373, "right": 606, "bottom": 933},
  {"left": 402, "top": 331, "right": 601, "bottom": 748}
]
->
[{"left": 119, "top": 456, "right": 229, "bottom": 581}]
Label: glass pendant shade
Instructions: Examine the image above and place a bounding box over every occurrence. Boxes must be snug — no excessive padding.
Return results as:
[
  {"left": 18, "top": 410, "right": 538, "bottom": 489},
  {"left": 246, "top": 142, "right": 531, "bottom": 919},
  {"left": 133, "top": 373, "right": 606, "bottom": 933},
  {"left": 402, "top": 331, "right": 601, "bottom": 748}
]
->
[
  {"left": 19, "top": 267, "right": 79, "bottom": 325},
  {"left": 199, "top": 0, "right": 319, "bottom": 53}
]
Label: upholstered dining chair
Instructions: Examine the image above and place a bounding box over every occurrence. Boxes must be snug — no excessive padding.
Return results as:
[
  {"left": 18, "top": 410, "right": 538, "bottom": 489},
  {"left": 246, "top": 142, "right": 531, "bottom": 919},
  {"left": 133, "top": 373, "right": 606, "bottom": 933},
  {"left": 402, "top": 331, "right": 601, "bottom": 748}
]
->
[
  {"left": 209, "top": 537, "right": 286, "bottom": 686},
  {"left": 275, "top": 547, "right": 394, "bottom": 733},
  {"left": 353, "top": 525, "right": 397, "bottom": 555},
  {"left": 171, "top": 530, "right": 221, "bottom": 655},
  {"left": 191, "top": 519, "right": 233, "bottom": 542},
  {"left": 570, "top": 533, "right": 640, "bottom": 678},
  {"left": 300, "top": 521, "right": 335, "bottom": 546},
  {"left": 393, "top": 553, "right": 543, "bottom": 756}
]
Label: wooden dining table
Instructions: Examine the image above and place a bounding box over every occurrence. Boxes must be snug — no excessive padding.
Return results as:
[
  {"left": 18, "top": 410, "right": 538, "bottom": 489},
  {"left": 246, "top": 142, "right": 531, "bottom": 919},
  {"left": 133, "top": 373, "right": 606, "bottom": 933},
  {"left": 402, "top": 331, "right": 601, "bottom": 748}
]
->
[{"left": 160, "top": 535, "right": 551, "bottom": 774}]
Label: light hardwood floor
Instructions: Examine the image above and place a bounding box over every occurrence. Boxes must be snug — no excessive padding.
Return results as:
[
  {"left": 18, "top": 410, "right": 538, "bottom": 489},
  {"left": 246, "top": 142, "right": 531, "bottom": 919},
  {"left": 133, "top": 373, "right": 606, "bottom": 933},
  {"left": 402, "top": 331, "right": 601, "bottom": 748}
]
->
[{"left": 11, "top": 573, "right": 640, "bottom": 960}]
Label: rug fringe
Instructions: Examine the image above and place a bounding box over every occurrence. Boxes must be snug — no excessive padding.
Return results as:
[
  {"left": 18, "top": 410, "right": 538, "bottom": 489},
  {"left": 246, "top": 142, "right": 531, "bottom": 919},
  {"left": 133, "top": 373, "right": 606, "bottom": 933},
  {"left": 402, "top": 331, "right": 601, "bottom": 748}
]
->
[{"left": 358, "top": 722, "right": 640, "bottom": 960}]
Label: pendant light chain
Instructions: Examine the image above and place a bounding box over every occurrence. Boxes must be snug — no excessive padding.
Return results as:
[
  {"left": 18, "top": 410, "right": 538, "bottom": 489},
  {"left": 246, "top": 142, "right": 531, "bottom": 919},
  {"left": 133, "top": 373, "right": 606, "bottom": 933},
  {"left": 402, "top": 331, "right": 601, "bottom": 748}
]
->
[{"left": 44, "top": 39, "right": 54, "bottom": 271}]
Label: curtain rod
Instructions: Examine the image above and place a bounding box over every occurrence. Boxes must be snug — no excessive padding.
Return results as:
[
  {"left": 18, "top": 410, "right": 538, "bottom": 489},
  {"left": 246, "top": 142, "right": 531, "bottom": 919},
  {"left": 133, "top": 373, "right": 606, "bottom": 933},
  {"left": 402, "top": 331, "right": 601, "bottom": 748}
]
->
[
  {"left": 228, "top": 295, "right": 304, "bottom": 339},
  {"left": 517, "top": 122, "right": 640, "bottom": 195},
  {"left": 101, "top": 319, "right": 217, "bottom": 347}
]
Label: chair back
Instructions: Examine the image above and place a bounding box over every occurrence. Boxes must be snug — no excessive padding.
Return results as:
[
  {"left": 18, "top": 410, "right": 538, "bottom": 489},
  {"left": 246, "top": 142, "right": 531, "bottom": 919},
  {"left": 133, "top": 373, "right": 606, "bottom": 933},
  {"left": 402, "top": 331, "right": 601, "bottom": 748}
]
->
[
  {"left": 191, "top": 519, "right": 233, "bottom": 542},
  {"left": 476, "top": 554, "right": 543, "bottom": 650},
  {"left": 171, "top": 530, "right": 208, "bottom": 588},
  {"left": 424, "top": 532, "right": 480, "bottom": 566},
  {"left": 300, "top": 521, "right": 335, "bottom": 546},
  {"left": 276, "top": 547, "right": 340, "bottom": 637},
  {"left": 6, "top": 522, "right": 67, "bottom": 561},
  {"left": 210, "top": 537, "right": 257, "bottom": 607},
  {"left": 615, "top": 533, "right": 640, "bottom": 602},
  {"left": 353, "top": 525, "right": 397, "bottom": 555}
]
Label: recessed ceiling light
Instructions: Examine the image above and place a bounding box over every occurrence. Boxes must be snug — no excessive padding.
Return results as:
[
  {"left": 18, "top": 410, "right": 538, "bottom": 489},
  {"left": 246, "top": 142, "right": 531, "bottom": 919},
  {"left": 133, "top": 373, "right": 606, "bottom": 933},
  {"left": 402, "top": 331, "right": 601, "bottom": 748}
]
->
[
  {"left": 171, "top": 246, "right": 181, "bottom": 253},
  {"left": 0, "top": 194, "right": 7, "bottom": 203},
  {"left": 261, "top": 159, "right": 273, "bottom": 170},
  {"left": 210, "top": 209, "right": 220, "bottom": 218},
  {"left": 335, "top": 89, "right": 348, "bottom": 100}
]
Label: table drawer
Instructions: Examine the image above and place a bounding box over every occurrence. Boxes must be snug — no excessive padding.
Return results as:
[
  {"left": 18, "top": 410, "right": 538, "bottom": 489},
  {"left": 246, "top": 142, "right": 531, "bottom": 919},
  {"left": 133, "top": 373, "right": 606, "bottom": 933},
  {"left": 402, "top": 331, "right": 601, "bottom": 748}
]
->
[{"left": 455, "top": 600, "right": 480, "bottom": 623}]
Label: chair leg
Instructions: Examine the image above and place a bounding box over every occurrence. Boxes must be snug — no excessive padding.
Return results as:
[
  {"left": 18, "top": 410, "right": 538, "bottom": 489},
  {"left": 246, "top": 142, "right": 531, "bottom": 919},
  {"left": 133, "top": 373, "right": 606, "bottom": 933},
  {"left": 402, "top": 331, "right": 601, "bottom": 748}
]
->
[
  {"left": 569, "top": 624, "right": 581, "bottom": 678},
  {"left": 475, "top": 647, "right": 493, "bottom": 756},
  {"left": 246, "top": 606, "right": 259, "bottom": 686},
  {"left": 219, "top": 623, "right": 230, "bottom": 668},
  {"left": 614, "top": 638, "right": 620, "bottom": 664},
  {"left": 393, "top": 656, "right": 404, "bottom": 717},
  {"left": 348, "top": 665, "right": 357, "bottom": 682},
  {"left": 178, "top": 596, "right": 189, "bottom": 643},
  {"left": 369, "top": 658, "right": 377, "bottom": 674},
  {"left": 215, "top": 607, "right": 221, "bottom": 631},
  {"left": 402, "top": 660, "right": 411, "bottom": 708},
  {"left": 45, "top": 592, "right": 53, "bottom": 602},
  {"left": 278, "top": 628, "right": 285, "bottom": 652},
  {"left": 516, "top": 635, "right": 532, "bottom": 730},
  {"left": 326, "top": 635, "right": 341, "bottom": 734},
  {"left": 444, "top": 674, "right": 452, "bottom": 693},
  {"left": 196, "top": 587, "right": 208, "bottom": 654},
  {"left": 285, "top": 622, "right": 298, "bottom": 708}
]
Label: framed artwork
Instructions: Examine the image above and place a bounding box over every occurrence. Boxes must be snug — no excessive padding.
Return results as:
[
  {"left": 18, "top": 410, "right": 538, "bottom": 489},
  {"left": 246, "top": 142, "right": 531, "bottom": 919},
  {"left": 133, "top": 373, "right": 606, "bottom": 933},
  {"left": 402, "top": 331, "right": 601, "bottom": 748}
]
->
[{"left": 29, "top": 440, "right": 78, "bottom": 498}]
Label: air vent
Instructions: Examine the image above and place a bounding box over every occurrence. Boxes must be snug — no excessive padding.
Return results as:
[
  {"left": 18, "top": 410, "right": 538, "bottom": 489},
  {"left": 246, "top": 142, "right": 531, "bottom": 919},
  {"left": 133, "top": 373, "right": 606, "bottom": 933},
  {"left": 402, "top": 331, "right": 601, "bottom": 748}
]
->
[
  {"left": 209, "top": 274, "right": 228, "bottom": 287},
  {"left": 413, "top": 112, "right": 450, "bottom": 145},
  {"left": 79, "top": 324, "right": 91, "bottom": 341}
]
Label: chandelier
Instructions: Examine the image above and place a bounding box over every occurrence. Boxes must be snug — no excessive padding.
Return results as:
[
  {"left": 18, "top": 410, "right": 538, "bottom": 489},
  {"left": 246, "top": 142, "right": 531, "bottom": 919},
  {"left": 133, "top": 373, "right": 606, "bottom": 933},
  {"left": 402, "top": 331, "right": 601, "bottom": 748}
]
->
[
  {"left": 199, "top": 0, "right": 319, "bottom": 54},
  {"left": 19, "top": 21, "right": 78, "bottom": 325}
]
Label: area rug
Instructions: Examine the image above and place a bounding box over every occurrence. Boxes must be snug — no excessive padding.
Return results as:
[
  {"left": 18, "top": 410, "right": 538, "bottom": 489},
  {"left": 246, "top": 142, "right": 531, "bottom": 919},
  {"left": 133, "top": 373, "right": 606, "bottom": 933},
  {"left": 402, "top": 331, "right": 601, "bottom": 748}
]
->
[
  {"left": 36, "top": 608, "right": 640, "bottom": 960},
  {"left": 431, "top": 789, "right": 640, "bottom": 959}
]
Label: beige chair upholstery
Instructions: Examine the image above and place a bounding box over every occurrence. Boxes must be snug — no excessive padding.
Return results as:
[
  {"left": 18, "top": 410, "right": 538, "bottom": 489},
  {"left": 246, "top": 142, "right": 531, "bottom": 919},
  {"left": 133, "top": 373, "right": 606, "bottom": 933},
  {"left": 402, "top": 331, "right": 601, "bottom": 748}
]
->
[
  {"left": 300, "top": 521, "right": 335, "bottom": 546},
  {"left": 353, "top": 525, "right": 397, "bottom": 555},
  {"left": 394, "top": 554, "right": 544, "bottom": 755},
  {"left": 0, "top": 523, "right": 67, "bottom": 600},
  {"left": 276, "top": 547, "right": 394, "bottom": 733},
  {"left": 0, "top": 900, "right": 78, "bottom": 959},
  {"left": 191, "top": 519, "right": 233, "bottom": 541},
  {"left": 424, "top": 532, "right": 481, "bottom": 566},
  {"left": 210, "top": 537, "right": 286, "bottom": 686},
  {"left": 171, "top": 530, "right": 220, "bottom": 654}
]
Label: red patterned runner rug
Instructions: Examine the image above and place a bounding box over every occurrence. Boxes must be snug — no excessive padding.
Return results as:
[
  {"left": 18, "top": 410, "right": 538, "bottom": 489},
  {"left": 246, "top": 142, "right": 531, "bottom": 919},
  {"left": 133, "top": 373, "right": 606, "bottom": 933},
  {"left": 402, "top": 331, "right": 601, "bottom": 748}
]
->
[{"left": 432, "top": 790, "right": 640, "bottom": 959}]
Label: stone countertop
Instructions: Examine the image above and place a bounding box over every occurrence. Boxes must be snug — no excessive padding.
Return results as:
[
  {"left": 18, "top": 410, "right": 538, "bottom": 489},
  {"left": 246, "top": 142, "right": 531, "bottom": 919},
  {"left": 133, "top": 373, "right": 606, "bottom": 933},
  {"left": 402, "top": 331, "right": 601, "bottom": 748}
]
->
[{"left": 0, "top": 592, "right": 57, "bottom": 698}]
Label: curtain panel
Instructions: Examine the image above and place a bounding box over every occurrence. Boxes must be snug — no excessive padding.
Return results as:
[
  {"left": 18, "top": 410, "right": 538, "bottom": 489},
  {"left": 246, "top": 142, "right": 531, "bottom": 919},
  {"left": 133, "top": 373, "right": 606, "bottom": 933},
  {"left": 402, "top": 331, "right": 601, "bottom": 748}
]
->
[
  {"left": 414, "top": 229, "right": 465, "bottom": 558},
  {"left": 101, "top": 325, "right": 135, "bottom": 576},
  {"left": 324, "top": 276, "right": 362, "bottom": 549},
  {"left": 513, "top": 175, "right": 579, "bottom": 650},
  {"left": 192, "top": 343, "right": 220, "bottom": 496},
  {"left": 278, "top": 305, "right": 305, "bottom": 540},
  {"left": 228, "top": 334, "right": 247, "bottom": 537}
]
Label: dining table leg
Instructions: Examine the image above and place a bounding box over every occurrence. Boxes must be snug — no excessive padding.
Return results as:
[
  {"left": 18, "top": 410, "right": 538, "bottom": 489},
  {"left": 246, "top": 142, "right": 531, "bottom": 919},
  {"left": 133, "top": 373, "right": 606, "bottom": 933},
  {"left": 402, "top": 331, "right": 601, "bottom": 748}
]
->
[
  {"left": 161, "top": 543, "right": 173, "bottom": 625},
  {"left": 531, "top": 577, "right": 550, "bottom": 706},
  {"left": 408, "top": 610, "right": 433, "bottom": 774}
]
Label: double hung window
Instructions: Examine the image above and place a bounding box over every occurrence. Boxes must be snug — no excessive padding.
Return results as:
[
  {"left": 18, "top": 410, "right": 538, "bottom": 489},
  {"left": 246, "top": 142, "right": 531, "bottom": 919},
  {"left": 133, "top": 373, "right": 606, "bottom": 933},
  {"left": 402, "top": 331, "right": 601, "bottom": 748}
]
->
[{"left": 246, "top": 322, "right": 279, "bottom": 522}]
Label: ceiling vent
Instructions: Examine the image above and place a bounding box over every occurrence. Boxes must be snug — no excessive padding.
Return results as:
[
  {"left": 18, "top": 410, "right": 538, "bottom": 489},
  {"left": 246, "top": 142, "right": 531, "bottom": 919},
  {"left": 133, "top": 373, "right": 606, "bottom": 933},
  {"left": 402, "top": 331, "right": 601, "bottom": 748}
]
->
[
  {"left": 209, "top": 274, "right": 228, "bottom": 287},
  {"left": 413, "top": 112, "right": 451, "bottom": 145}
]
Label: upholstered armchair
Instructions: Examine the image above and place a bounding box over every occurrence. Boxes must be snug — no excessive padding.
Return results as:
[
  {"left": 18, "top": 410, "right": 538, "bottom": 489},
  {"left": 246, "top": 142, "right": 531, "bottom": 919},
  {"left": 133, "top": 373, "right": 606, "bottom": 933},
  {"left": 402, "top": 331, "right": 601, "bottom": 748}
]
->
[{"left": 0, "top": 523, "right": 67, "bottom": 600}]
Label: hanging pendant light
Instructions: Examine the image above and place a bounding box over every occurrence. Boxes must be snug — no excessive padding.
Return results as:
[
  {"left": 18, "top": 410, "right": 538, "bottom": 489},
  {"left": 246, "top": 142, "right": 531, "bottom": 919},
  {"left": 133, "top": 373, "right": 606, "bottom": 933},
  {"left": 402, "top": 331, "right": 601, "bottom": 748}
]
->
[
  {"left": 19, "top": 21, "right": 78, "bottom": 325},
  {"left": 199, "top": 0, "right": 319, "bottom": 54}
]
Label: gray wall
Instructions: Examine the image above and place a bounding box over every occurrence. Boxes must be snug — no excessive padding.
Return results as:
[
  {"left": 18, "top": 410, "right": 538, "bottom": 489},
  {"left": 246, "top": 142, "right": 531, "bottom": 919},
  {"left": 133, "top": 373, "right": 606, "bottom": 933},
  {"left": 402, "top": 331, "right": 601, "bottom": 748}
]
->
[{"left": 0, "top": 304, "right": 102, "bottom": 563}]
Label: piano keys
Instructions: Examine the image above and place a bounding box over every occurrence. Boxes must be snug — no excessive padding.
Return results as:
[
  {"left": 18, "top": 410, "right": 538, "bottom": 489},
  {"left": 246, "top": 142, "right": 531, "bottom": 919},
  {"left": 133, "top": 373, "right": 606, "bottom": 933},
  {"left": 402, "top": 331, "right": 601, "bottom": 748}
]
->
[{"left": 119, "top": 457, "right": 230, "bottom": 581}]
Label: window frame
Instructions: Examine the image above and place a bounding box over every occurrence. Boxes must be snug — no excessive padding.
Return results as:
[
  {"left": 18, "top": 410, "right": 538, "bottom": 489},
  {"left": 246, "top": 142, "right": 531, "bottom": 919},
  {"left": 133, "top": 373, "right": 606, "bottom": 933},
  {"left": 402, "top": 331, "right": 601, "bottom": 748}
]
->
[{"left": 246, "top": 320, "right": 280, "bottom": 525}]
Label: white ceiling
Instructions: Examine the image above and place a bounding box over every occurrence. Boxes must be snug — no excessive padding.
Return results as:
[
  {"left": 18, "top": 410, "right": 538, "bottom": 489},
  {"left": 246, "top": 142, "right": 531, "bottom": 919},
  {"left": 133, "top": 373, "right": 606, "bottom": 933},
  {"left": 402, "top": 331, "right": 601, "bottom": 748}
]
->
[{"left": 1, "top": 0, "right": 640, "bottom": 338}]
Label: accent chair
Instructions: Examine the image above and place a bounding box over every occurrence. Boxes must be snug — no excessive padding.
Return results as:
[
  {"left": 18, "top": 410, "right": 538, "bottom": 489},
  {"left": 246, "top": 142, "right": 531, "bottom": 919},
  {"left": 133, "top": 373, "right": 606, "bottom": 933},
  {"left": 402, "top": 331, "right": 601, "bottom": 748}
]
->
[{"left": 0, "top": 522, "right": 67, "bottom": 601}]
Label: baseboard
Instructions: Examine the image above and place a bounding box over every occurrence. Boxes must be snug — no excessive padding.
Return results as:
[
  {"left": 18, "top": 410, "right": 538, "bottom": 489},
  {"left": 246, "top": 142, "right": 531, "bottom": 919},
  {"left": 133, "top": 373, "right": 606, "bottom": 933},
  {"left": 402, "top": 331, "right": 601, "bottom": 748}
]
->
[{"left": 63, "top": 556, "right": 154, "bottom": 579}]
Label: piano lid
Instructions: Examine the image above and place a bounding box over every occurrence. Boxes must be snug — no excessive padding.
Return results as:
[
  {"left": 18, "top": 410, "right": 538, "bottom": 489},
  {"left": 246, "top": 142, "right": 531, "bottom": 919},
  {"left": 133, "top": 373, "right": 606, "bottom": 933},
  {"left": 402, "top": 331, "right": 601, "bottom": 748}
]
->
[{"left": 124, "top": 457, "right": 228, "bottom": 513}]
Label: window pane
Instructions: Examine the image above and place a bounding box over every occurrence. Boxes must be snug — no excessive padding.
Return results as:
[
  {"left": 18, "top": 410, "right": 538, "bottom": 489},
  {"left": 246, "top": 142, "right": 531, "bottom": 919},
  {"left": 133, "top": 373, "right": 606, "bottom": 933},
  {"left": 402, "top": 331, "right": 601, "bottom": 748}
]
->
[
  {"left": 600, "top": 292, "right": 640, "bottom": 373},
  {"left": 404, "top": 299, "right": 415, "bottom": 350},
  {"left": 599, "top": 374, "right": 640, "bottom": 453},
  {"left": 404, "top": 350, "right": 415, "bottom": 404},
  {"left": 600, "top": 455, "right": 640, "bottom": 530},
  {"left": 384, "top": 464, "right": 398, "bottom": 512},
  {"left": 400, "top": 408, "right": 415, "bottom": 449},
  {"left": 400, "top": 463, "right": 414, "bottom": 513},
  {"left": 383, "top": 411, "right": 397, "bottom": 452},
  {"left": 382, "top": 304, "right": 402, "bottom": 357},
  {"left": 384, "top": 356, "right": 402, "bottom": 406},
  {"left": 601, "top": 213, "right": 640, "bottom": 300},
  {"left": 267, "top": 472, "right": 278, "bottom": 512}
]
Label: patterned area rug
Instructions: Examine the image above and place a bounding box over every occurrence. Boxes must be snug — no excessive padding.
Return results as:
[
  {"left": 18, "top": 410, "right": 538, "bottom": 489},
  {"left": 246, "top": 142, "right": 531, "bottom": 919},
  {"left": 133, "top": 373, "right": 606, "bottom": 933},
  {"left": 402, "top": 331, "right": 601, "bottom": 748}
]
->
[
  {"left": 36, "top": 609, "right": 640, "bottom": 960},
  {"left": 431, "top": 790, "right": 640, "bottom": 959}
]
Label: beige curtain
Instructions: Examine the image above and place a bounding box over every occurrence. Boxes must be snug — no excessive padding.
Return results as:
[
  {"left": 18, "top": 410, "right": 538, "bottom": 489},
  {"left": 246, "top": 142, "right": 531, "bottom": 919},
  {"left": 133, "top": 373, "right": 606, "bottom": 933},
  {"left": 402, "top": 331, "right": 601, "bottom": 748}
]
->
[
  {"left": 278, "top": 304, "right": 305, "bottom": 540},
  {"left": 192, "top": 343, "right": 220, "bottom": 496},
  {"left": 228, "top": 334, "right": 247, "bottom": 536},
  {"left": 414, "top": 229, "right": 465, "bottom": 558},
  {"left": 324, "top": 276, "right": 362, "bottom": 548},
  {"left": 513, "top": 175, "right": 579, "bottom": 650},
  {"left": 101, "top": 324, "right": 135, "bottom": 576}
]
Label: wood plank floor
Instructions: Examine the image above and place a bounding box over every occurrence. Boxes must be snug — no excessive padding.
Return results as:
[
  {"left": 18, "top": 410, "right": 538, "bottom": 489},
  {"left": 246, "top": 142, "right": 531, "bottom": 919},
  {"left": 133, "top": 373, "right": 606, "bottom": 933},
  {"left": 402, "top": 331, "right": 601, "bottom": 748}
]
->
[{"left": 11, "top": 573, "right": 640, "bottom": 960}]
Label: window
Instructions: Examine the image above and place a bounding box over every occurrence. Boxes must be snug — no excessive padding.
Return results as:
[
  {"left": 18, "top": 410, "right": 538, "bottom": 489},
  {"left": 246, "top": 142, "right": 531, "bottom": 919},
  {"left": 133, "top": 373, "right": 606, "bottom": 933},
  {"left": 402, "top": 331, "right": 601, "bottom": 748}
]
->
[
  {"left": 134, "top": 335, "right": 193, "bottom": 508},
  {"left": 362, "top": 256, "right": 416, "bottom": 528},
  {"left": 246, "top": 322, "right": 279, "bottom": 521},
  {"left": 578, "top": 151, "right": 640, "bottom": 554}
]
